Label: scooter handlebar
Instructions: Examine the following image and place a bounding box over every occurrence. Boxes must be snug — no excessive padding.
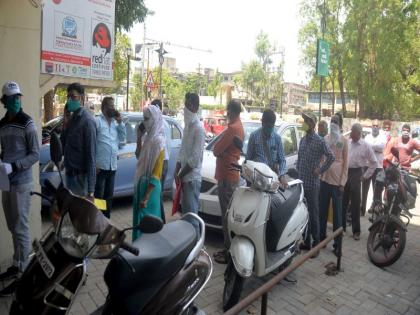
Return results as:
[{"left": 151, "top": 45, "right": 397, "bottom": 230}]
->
[{"left": 121, "top": 241, "right": 139, "bottom": 256}]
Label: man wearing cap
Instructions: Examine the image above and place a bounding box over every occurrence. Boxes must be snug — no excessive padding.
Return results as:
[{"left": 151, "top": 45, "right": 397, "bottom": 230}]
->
[
  {"left": 297, "top": 112, "right": 334, "bottom": 256},
  {"left": 0, "top": 81, "right": 39, "bottom": 295},
  {"left": 61, "top": 83, "right": 96, "bottom": 199},
  {"left": 342, "top": 123, "right": 377, "bottom": 240}
]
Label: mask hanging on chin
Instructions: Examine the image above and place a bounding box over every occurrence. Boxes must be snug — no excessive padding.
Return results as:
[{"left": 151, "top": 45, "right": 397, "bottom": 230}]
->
[
  {"left": 5, "top": 97, "right": 21, "bottom": 114},
  {"left": 184, "top": 107, "right": 196, "bottom": 125},
  {"left": 372, "top": 127, "right": 379, "bottom": 137}
]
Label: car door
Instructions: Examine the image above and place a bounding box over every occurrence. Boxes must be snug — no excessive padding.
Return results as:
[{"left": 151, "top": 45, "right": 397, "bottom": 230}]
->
[
  {"left": 279, "top": 126, "right": 299, "bottom": 170},
  {"left": 164, "top": 119, "right": 183, "bottom": 191}
]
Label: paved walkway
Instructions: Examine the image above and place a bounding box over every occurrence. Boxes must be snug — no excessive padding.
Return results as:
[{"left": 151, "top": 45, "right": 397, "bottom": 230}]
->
[{"left": 1, "top": 190, "right": 420, "bottom": 315}]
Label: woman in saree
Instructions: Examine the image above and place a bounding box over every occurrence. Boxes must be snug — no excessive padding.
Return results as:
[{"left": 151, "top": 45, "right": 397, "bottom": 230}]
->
[{"left": 133, "top": 105, "right": 165, "bottom": 241}]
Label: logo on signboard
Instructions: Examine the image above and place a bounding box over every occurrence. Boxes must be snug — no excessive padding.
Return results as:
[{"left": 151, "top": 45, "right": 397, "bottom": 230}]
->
[
  {"left": 45, "top": 62, "right": 54, "bottom": 73},
  {"left": 62, "top": 16, "right": 77, "bottom": 38}
]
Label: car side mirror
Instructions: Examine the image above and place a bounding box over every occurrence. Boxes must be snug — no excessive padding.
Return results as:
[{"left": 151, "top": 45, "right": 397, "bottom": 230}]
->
[
  {"left": 50, "top": 131, "right": 63, "bottom": 165},
  {"left": 137, "top": 215, "right": 164, "bottom": 234}
]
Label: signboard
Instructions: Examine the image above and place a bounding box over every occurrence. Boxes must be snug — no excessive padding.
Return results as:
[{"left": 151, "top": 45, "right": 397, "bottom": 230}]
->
[
  {"left": 144, "top": 72, "right": 155, "bottom": 89},
  {"left": 41, "top": 0, "right": 115, "bottom": 80},
  {"left": 316, "top": 39, "right": 330, "bottom": 77}
]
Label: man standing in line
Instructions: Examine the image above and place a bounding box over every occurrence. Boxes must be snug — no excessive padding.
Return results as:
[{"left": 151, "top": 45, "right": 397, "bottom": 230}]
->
[
  {"left": 175, "top": 93, "right": 205, "bottom": 231},
  {"left": 317, "top": 120, "right": 328, "bottom": 138},
  {"left": 212, "top": 100, "right": 244, "bottom": 264},
  {"left": 342, "top": 123, "right": 377, "bottom": 240},
  {"left": 61, "top": 83, "right": 96, "bottom": 199},
  {"left": 94, "top": 97, "right": 126, "bottom": 218},
  {"left": 151, "top": 98, "right": 169, "bottom": 223},
  {"left": 319, "top": 114, "right": 348, "bottom": 256},
  {"left": 361, "top": 119, "right": 386, "bottom": 216},
  {"left": 247, "top": 109, "right": 288, "bottom": 187},
  {"left": 0, "top": 81, "right": 39, "bottom": 296},
  {"left": 297, "top": 112, "right": 334, "bottom": 256}
]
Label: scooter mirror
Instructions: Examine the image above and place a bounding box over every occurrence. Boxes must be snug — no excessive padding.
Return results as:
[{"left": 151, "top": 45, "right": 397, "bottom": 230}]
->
[
  {"left": 233, "top": 136, "right": 243, "bottom": 151},
  {"left": 50, "top": 131, "right": 63, "bottom": 165},
  {"left": 137, "top": 215, "right": 164, "bottom": 234}
]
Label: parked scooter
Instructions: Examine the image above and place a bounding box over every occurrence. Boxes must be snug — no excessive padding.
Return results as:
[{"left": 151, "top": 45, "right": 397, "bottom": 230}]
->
[
  {"left": 222, "top": 141, "right": 309, "bottom": 310},
  {"left": 10, "top": 132, "right": 212, "bottom": 315},
  {"left": 367, "top": 148, "right": 418, "bottom": 267}
]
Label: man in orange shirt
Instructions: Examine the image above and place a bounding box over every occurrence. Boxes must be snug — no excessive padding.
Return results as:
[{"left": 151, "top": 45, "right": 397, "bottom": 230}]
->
[{"left": 213, "top": 100, "right": 244, "bottom": 264}]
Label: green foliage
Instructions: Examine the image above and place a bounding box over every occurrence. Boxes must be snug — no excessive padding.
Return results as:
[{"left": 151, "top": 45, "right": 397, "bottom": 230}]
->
[
  {"left": 55, "top": 87, "right": 67, "bottom": 104},
  {"left": 184, "top": 73, "right": 208, "bottom": 95},
  {"left": 201, "top": 104, "right": 225, "bottom": 110},
  {"left": 299, "top": 0, "right": 420, "bottom": 120},
  {"left": 115, "top": 0, "right": 149, "bottom": 31},
  {"left": 152, "top": 68, "right": 185, "bottom": 110},
  {"left": 207, "top": 70, "right": 223, "bottom": 98},
  {"left": 130, "top": 73, "right": 143, "bottom": 111},
  {"left": 107, "top": 33, "right": 131, "bottom": 94}
]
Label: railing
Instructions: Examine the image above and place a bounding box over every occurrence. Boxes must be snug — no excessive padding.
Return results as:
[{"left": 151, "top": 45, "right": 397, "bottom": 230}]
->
[{"left": 224, "top": 227, "right": 344, "bottom": 315}]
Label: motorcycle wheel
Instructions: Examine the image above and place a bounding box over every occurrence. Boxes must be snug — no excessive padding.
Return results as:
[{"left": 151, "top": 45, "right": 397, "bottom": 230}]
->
[
  {"left": 222, "top": 258, "right": 244, "bottom": 312},
  {"left": 367, "top": 219, "right": 406, "bottom": 267}
]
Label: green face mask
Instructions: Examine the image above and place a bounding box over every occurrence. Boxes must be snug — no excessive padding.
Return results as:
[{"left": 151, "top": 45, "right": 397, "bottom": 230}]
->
[
  {"left": 66, "top": 99, "right": 81, "bottom": 112},
  {"left": 263, "top": 126, "right": 274, "bottom": 136},
  {"left": 6, "top": 97, "right": 21, "bottom": 114}
]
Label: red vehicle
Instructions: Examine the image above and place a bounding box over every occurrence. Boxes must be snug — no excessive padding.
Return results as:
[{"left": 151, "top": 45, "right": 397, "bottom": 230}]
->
[{"left": 203, "top": 116, "right": 227, "bottom": 137}]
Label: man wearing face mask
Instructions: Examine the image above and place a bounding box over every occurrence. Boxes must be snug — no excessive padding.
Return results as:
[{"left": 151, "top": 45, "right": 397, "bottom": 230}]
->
[
  {"left": 175, "top": 92, "right": 205, "bottom": 231},
  {"left": 94, "top": 97, "right": 126, "bottom": 218},
  {"left": 247, "top": 109, "right": 288, "bottom": 187},
  {"left": 297, "top": 112, "right": 334, "bottom": 256},
  {"left": 318, "top": 120, "right": 328, "bottom": 138},
  {"left": 385, "top": 124, "right": 420, "bottom": 171},
  {"left": 212, "top": 100, "right": 244, "bottom": 264},
  {"left": 61, "top": 83, "right": 96, "bottom": 200},
  {"left": 361, "top": 119, "right": 386, "bottom": 216},
  {"left": 0, "top": 81, "right": 39, "bottom": 293}
]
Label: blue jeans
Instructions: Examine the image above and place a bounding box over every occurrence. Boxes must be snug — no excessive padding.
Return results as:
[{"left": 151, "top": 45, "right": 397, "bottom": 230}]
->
[
  {"left": 319, "top": 181, "right": 342, "bottom": 247},
  {"left": 304, "top": 185, "right": 320, "bottom": 247},
  {"left": 2, "top": 183, "right": 32, "bottom": 271},
  {"left": 94, "top": 169, "right": 116, "bottom": 218},
  {"left": 65, "top": 173, "right": 88, "bottom": 196},
  {"left": 181, "top": 180, "right": 201, "bottom": 233}
]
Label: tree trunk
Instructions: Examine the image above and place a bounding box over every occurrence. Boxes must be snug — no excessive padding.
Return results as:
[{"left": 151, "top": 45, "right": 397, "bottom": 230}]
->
[
  {"left": 44, "top": 90, "right": 55, "bottom": 123},
  {"left": 338, "top": 67, "right": 347, "bottom": 117}
]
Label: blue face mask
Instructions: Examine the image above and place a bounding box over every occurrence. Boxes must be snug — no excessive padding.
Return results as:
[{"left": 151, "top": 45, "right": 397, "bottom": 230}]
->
[
  {"left": 6, "top": 97, "right": 21, "bottom": 114},
  {"left": 263, "top": 127, "right": 274, "bottom": 136},
  {"left": 66, "top": 99, "right": 81, "bottom": 112}
]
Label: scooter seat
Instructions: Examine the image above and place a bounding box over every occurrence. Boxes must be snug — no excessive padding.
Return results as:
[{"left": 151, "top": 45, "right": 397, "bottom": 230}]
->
[
  {"left": 266, "top": 184, "right": 302, "bottom": 251},
  {"left": 104, "top": 219, "right": 196, "bottom": 306}
]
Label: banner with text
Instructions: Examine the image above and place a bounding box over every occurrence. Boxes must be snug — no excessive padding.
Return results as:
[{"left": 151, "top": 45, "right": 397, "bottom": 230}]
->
[{"left": 41, "top": 0, "right": 115, "bottom": 80}]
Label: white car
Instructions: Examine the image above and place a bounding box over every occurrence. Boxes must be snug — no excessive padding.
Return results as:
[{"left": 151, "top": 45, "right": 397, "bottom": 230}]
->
[{"left": 199, "top": 121, "right": 302, "bottom": 229}]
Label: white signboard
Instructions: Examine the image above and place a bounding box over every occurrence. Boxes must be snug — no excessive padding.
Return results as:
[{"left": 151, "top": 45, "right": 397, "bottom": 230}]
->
[{"left": 41, "top": 0, "right": 115, "bottom": 80}]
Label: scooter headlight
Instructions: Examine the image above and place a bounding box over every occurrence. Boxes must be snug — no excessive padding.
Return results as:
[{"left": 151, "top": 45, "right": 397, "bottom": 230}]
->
[
  {"left": 253, "top": 168, "right": 276, "bottom": 192},
  {"left": 58, "top": 212, "right": 98, "bottom": 258}
]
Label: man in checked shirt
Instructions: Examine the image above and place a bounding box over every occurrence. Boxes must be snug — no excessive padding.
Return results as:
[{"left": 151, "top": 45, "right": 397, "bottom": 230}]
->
[{"left": 297, "top": 112, "right": 334, "bottom": 257}]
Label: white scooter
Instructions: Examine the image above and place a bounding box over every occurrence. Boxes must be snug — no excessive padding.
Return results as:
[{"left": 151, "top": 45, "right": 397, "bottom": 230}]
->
[{"left": 223, "top": 160, "right": 309, "bottom": 311}]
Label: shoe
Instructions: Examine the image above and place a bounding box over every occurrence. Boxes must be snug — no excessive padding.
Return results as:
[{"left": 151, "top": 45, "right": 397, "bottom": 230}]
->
[
  {"left": 353, "top": 233, "right": 360, "bottom": 241},
  {"left": 0, "top": 280, "right": 17, "bottom": 297},
  {"left": 0, "top": 266, "right": 19, "bottom": 281},
  {"left": 332, "top": 247, "right": 341, "bottom": 257},
  {"left": 213, "top": 250, "right": 228, "bottom": 264}
]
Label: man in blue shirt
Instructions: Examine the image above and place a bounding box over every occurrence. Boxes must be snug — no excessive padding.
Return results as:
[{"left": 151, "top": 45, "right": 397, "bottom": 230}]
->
[
  {"left": 297, "top": 112, "right": 334, "bottom": 256},
  {"left": 247, "top": 109, "right": 288, "bottom": 187},
  {"left": 94, "top": 97, "right": 126, "bottom": 218}
]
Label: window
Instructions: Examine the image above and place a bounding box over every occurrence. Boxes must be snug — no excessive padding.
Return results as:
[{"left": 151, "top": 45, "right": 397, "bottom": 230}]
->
[
  {"left": 171, "top": 122, "right": 182, "bottom": 139},
  {"left": 281, "top": 127, "right": 297, "bottom": 156}
]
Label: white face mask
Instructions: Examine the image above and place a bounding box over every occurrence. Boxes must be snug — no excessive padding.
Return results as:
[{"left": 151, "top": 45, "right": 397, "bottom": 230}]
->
[
  {"left": 144, "top": 114, "right": 154, "bottom": 132},
  {"left": 184, "top": 107, "right": 196, "bottom": 125}
]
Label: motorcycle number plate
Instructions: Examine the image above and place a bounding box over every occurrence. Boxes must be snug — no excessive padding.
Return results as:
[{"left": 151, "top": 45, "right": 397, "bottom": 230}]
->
[{"left": 33, "top": 239, "right": 55, "bottom": 279}]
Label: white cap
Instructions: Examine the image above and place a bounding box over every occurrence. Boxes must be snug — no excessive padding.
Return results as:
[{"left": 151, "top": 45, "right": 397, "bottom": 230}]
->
[{"left": 2, "top": 81, "right": 22, "bottom": 97}]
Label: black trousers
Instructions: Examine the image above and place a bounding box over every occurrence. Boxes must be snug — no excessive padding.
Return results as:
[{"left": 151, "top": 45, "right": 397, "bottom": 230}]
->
[
  {"left": 342, "top": 168, "right": 362, "bottom": 234},
  {"left": 160, "top": 160, "right": 168, "bottom": 224},
  {"left": 361, "top": 168, "right": 382, "bottom": 215},
  {"left": 94, "top": 169, "right": 116, "bottom": 218}
]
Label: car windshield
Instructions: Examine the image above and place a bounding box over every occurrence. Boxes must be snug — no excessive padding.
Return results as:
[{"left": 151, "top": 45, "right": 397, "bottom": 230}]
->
[{"left": 206, "top": 121, "right": 270, "bottom": 154}]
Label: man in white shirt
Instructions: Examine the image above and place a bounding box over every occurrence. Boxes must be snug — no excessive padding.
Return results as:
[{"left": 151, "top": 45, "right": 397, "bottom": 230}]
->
[
  {"left": 342, "top": 123, "right": 377, "bottom": 240},
  {"left": 175, "top": 92, "right": 205, "bottom": 232},
  {"left": 361, "top": 119, "right": 386, "bottom": 216}
]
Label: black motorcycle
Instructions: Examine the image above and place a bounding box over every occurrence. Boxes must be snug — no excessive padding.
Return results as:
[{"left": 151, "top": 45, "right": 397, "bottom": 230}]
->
[
  {"left": 10, "top": 132, "right": 212, "bottom": 315},
  {"left": 367, "top": 150, "right": 419, "bottom": 267}
]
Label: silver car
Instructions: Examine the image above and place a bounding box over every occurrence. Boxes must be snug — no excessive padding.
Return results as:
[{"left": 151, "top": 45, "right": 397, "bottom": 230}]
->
[{"left": 199, "top": 120, "right": 301, "bottom": 229}]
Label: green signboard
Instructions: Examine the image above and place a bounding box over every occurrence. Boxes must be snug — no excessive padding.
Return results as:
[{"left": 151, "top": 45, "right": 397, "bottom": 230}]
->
[{"left": 316, "top": 39, "right": 330, "bottom": 77}]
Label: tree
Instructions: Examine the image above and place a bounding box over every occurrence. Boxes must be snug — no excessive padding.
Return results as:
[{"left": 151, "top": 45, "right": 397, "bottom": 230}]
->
[
  {"left": 184, "top": 73, "right": 207, "bottom": 95},
  {"left": 115, "top": 0, "right": 149, "bottom": 31},
  {"left": 130, "top": 73, "right": 143, "bottom": 111},
  {"left": 105, "top": 33, "right": 131, "bottom": 94},
  {"left": 152, "top": 68, "right": 185, "bottom": 110}
]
